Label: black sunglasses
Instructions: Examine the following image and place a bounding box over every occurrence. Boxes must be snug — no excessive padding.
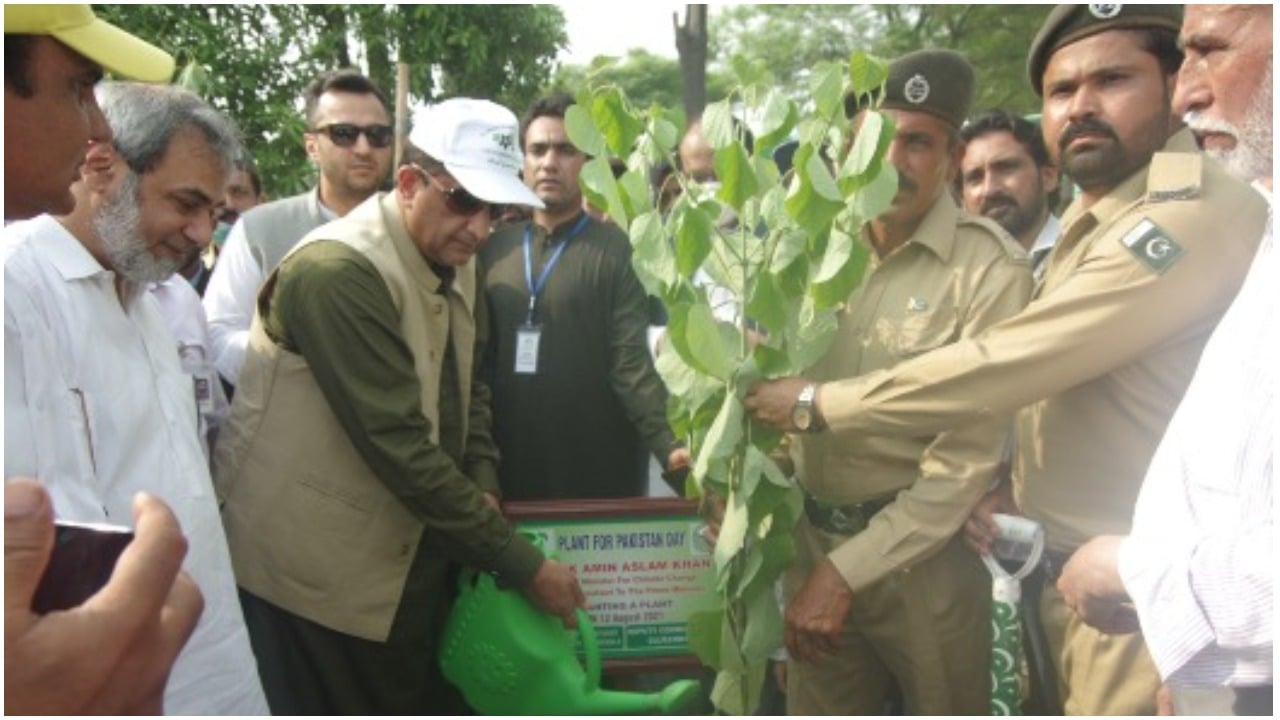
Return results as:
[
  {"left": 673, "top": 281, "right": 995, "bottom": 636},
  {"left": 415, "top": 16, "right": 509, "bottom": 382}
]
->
[
  {"left": 418, "top": 168, "right": 505, "bottom": 219},
  {"left": 311, "top": 123, "right": 394, "bottom": 149}
]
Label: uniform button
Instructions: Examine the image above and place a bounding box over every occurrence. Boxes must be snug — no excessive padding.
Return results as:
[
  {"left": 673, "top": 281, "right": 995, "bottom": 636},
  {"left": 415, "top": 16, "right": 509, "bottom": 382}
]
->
[
  {"left": 400, "top": 543, "right": 411, "bottom": 556},
  {"left": 433, "top": 304, "right": 444, "bottom": 315}
]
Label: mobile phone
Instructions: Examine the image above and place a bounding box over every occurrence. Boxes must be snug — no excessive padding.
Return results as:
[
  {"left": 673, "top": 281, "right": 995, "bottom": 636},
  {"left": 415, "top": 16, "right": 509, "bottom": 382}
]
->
[{"left": 32, "top": 520, "right": 134, "bottom": 614}]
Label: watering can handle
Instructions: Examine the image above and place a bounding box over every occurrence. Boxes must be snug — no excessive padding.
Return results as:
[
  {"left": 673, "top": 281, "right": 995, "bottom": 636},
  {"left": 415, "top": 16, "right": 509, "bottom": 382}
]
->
[{"left": 575, "top": 607, "right": 602, "bottom": 692}]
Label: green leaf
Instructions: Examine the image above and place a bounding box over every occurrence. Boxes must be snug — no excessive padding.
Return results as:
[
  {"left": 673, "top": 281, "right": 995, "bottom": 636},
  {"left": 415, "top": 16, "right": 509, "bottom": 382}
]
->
[
  {"left": 650, "top": 114, "right": 679, "bottom": 154},
  {"left": 714, "top": 143, "right": 758, "bottom": 212},
  {"left": 628, "top": 210, "right": 678, "bottom": 297},
  {"left": 785, "top": 299, "right": 839, "bottom": 373},
  {"left": 784, "top": 145, "right": 844, "bottom": 236},
  {"left": 730, "top": 53, "right": 770, "bottom": 88},
  {"left": 853, "top": 160, "right": 899, "bottom": 222},
  {"left": 683, "top": 303, "right": 736, "bottom": 380},
  {"left": 769, "top": 228, "right": 808, "bottom": 274},
  {"left": 589, "top": 88, "right": 644, "bottom": 157},
  {"left": 809, "top": 62, "right": 846, "bottom": 120},
  {"left": 849, "top": 51, "right": 889, "bottom": 97},
  {"left": 580, "top": 156, "right": 629, "bottom": 228},
  {"left": 812, "top": 225, "right": 853, "bottom": 284},
  {"left": 745, "top": 271, "right": 786, "bottom": 332},
  {"left": 673, "top": 202, "right": 715, "bottom": 278},
  {"left": 563, "top": 104, "right": 607, "bottom": 158},
  {"left": 840, "top": 109, "right": 884, "bottom": 181},
  {"left": 711, "top": 664, "right": 767, "bottom": 715},
  {"left": 175, "top": 60, "right": 210, "bottom": 96},
  {"left": 701, "top": 99, "right": 735, "bottom": 149},
  {"left": 740, "top": 578, "right": 784, "bottom": 661},
  {"left": 812, "top": 233, "right": 870, "bottom": 308},
  {"left": 687, "top": 609, "right": 724, "bottom": 669},
  {"left": 655, "top": 343, "right": 721, "bottom": 412},
  {"left": 751, "top": 89, "right": 796, "bottom": 153},
  {"left": 713, "top": 476, "right": 749, "bottom": 573},
  {"left": 617, "top": 169, "right": 651, "bottom": 219}
]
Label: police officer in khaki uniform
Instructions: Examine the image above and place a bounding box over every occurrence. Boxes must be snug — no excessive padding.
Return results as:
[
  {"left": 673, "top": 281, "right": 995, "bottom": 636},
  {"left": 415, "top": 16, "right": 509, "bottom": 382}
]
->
[
  {"left": 769, "top": 50, "right": 1033, "bottom": 715},
  {"left": 746, "top": 6, "right": 1270, "bottom": 716}
]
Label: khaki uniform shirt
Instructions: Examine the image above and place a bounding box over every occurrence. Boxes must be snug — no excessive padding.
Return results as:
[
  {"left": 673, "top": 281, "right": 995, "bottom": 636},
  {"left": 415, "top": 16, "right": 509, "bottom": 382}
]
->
[
  {"left": 818, "top": 130, "right": 1269, "bottom": 553},
  {"left": 797, "top": 193, "right": 1032, "bottom": 591}
]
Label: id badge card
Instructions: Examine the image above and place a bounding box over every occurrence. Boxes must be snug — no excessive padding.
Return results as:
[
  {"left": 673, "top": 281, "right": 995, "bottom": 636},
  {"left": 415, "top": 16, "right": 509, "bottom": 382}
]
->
[
  {"left": 515, "top": 324, "right": 542, "bottom": 374},
  {"left": 193, "top": 370, "right": 216, "bottom": 416}
]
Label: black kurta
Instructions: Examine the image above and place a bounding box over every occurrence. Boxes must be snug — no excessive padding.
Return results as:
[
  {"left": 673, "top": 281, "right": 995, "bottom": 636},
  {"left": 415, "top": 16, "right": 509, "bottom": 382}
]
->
[{"left": 481, "top": 213, "right": 676, "bottom": 500}]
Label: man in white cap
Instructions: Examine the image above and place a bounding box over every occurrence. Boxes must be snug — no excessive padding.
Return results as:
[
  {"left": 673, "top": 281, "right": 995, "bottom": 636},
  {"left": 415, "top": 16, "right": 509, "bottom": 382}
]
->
[
  {"left": 213, "top": 97, "right": 585, "bottom": 715},
  {"left": 5, "top": 5, "right": 173, "bottom": 220}
]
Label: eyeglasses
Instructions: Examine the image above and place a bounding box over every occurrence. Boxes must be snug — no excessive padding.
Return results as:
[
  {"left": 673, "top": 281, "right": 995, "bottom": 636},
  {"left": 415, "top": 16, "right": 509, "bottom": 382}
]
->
[
  {"left": 311, "top": 123, "right": 394, "bottom": 149},
  {"left": 417, "top": 167, "right": 503, "bottom": 219}
]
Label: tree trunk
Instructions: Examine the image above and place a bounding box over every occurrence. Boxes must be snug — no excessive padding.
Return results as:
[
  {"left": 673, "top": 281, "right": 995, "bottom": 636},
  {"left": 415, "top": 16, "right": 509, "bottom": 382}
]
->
[{"left": 675, "top": 4, "right": 708, "bottom": 120}]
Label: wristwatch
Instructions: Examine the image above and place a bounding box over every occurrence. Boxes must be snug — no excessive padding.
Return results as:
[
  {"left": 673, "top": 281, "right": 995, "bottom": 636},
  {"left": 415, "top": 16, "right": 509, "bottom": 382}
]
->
[{"left": 790, "top": 383, "right": 824, "bottom": 432}]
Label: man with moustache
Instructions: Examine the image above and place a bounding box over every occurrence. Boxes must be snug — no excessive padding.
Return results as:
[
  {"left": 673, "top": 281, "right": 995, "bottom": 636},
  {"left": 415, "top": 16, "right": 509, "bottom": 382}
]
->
[
  {"left": 4, "top": 81, "right": 268, "bottom": 715},
  {"left": 480, "top": 93, "right": 686, "bottom": 501},
  {"left": 746, "top": 5, "right": 1269, "bottom": 714},
  {"left": 1058, "top": 5, "right": 1273, "bottom": 714},
  {"left": 204, "top": 69, "right": 393, "bottom": 387},
  {"left": 778, "top": 50, "right": 1032, "bottom": 715},
  {"left": 959, "top": 109, "right": 1062, "bottom": 279},
  {"left": 214, "top": 99, "right": 584, "bottom": 714}
]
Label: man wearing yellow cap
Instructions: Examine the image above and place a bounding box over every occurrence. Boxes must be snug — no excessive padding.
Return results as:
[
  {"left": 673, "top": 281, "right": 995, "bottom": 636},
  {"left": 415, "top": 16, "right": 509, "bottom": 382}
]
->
[
  {"left": 4, "top": 5, "right": 173, "bottom": 220},
  {"left": 4, "top": 7, "right": 191, "bottom": 716}
]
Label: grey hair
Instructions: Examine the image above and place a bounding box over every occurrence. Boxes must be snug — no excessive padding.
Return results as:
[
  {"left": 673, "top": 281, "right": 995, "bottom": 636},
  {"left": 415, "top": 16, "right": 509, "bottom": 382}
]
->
[{"left": 96, "top": 81, "right": 241, "bottom": 177}]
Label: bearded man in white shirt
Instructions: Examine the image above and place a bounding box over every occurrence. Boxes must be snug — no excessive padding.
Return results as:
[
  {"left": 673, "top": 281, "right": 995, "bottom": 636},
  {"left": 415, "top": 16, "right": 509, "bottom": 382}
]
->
[
  {"left": 4, "top": 81, "right": 269, "bottom": 715},
  {"left": 1057, "top": 4, "right": 1273, "bottom": 715}
]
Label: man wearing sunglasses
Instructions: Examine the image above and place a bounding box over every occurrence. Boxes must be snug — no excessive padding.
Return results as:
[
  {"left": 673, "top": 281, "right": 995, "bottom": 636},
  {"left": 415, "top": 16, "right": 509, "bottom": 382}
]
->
[
  {"left": 204, "top": 69, "right": 392, "bottom": 388},
  {"left": 213, "top": 98, "right": 584, "bottom": 715}
]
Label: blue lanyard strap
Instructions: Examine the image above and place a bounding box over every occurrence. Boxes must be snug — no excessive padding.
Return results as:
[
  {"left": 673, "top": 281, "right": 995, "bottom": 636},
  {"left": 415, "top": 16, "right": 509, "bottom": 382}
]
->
[{"left": 522, "top": 214, "right": 590, "bottom": 323}]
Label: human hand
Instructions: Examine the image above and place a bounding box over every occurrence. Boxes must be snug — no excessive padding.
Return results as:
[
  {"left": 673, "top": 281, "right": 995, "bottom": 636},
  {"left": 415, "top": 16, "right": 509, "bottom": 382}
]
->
[
  {"left": 744, "top": 377, "right": 811, "bottom": 431},
  {"left": 522, "top": 558, "right": 586, "bottom": 628},
  {"left": 1056, "top": 535, "right": 1140, "bottom": 634},
  {"left": 481, "top": 492, "right": 502, "bottom": 514},
  {"left": 784, "top": 559, "right": 853, "bottom": 664},
  {"left": 4, "top": 479, "right": 203, "bottom": 715},
  {"left": 963, "top": 483, "right": 1018, "bottom": 555}
]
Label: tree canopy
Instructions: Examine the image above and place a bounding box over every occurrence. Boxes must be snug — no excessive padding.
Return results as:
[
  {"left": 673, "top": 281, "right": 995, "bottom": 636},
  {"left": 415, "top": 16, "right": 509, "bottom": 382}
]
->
[{"left": 96, "top": 4, "right": 567, "bottom": 198}]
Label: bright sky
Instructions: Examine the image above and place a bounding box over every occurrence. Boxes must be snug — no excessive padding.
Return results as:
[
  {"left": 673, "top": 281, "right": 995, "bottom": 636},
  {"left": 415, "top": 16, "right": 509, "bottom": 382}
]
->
[{"left": 556, "top": 1, "right": 695, "bottom": 65}]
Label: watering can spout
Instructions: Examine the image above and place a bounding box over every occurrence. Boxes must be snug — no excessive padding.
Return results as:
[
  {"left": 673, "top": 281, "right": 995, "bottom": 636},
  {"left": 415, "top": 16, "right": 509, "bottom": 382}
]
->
[{"left": 440, "top": 571, "right": 701, "bottom": 715}]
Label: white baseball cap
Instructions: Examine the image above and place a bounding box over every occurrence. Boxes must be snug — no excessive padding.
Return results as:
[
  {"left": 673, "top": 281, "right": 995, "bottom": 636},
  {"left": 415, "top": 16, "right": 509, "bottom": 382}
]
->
[{"left": 409, "top": 98, "right": 543, "bottom": 209}]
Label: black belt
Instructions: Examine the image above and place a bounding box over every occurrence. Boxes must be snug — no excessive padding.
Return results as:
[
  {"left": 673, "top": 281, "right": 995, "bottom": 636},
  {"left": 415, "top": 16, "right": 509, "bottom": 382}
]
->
[{"left": 803, "top": 492, "right": 894, "bottom": 536}]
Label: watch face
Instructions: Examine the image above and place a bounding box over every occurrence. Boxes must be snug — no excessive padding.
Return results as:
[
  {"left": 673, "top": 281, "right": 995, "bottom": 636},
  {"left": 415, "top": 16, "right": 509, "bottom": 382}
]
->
[{"left": 792, "top": 406, "right": 812, "bottom": 431}]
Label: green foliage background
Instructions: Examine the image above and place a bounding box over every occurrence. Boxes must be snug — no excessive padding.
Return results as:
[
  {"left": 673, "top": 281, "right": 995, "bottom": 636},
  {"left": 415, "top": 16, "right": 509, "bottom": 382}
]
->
[{"left": 95, "top": 4, "right": 567, "bottom": 199}]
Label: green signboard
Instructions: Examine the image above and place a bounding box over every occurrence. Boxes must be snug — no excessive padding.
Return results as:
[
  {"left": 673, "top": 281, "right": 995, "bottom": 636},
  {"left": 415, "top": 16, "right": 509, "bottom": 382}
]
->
[{"left": 511, "top": 499, "right": 720, "bottom": 663}]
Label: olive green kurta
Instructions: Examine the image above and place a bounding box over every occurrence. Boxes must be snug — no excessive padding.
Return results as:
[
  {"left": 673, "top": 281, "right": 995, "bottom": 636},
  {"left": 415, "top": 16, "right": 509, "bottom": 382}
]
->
[
  {"left": 480, "top": 212, "right": 675, "bottom": 500},
  {"left": 237, "top": 237, "right": 539, "bottom": 714},
  {"left": 787, "top": 192, "right": 1031, "bottom": 716}
]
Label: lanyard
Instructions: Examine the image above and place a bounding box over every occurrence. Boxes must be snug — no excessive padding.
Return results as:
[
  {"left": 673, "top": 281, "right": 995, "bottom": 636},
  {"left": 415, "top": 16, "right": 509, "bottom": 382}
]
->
[{"left": 522, "top": 214, "right": 590, "bottom": 324}]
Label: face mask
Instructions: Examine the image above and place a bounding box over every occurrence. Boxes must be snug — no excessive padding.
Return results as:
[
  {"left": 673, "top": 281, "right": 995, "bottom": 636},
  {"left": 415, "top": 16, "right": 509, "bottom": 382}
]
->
[{"left": 213, "top": 221, "right": 233, "bottom": 247}]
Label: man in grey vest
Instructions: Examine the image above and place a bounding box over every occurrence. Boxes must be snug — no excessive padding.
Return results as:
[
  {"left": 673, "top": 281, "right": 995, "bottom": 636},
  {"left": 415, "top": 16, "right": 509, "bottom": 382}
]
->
[{"left": 203, "top": 69, "right": 392, "bottom": 386}]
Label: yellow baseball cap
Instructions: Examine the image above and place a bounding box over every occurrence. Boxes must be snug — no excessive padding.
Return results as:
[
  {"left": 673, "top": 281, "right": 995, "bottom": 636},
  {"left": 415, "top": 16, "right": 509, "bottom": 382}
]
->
[{"left": 4, "top": 5, "right": 174, "bottom": 83}]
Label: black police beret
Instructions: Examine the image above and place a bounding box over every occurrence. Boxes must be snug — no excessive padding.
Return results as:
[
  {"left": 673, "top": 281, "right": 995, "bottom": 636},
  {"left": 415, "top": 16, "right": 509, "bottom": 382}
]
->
[{"left": 1027, "top": 4, "right": 1184, "bottom": 95}]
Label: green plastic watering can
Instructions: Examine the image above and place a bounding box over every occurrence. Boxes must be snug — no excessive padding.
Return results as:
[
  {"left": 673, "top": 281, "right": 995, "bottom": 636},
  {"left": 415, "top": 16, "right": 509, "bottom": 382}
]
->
[{"left": 439, "top": 570, "right": 700, "bottom": 715}]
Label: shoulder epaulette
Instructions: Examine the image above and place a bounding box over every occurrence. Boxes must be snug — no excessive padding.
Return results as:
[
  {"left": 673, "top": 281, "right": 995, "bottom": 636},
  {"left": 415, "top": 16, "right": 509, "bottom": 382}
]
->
[{"left": 1146, "top": 152, "right": 1203, "bottom": 203}]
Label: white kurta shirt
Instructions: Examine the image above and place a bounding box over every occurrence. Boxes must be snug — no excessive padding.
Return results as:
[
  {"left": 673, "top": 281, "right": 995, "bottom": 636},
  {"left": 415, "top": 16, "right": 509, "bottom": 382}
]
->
[
  {"left": 149, "top": 273, "right": 228, "bottom": 462},
  {"left": 4, "top": 215, "right": 269, "bottom": 715},
  {"left": 1118, "top": 188, "right": 1274, "bottom": 687}
]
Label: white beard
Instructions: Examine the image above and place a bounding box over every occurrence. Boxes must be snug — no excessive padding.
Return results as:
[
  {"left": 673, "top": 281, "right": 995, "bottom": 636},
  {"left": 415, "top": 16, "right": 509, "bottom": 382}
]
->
[{"left": 93, "top": 171, "right": 180, "bottom": 286}]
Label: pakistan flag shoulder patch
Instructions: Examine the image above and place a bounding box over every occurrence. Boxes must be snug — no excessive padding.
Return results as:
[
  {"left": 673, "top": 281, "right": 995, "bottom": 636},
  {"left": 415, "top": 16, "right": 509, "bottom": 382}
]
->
[{"left": 1119, "top": 218, "right": 1184, "bottom": 275}]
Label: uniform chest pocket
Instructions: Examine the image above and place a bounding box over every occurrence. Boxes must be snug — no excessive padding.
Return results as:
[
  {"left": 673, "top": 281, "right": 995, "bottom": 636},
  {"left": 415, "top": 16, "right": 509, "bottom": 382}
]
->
[{"left": 889, "top": 309, "right": 959, "bottom": 358}]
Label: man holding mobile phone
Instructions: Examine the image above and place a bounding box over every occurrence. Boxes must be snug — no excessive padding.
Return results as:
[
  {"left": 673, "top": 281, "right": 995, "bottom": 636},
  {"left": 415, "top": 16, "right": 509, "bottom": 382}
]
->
[{"left": 4, "top": 5, "right": 205, "bottom": 716}]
